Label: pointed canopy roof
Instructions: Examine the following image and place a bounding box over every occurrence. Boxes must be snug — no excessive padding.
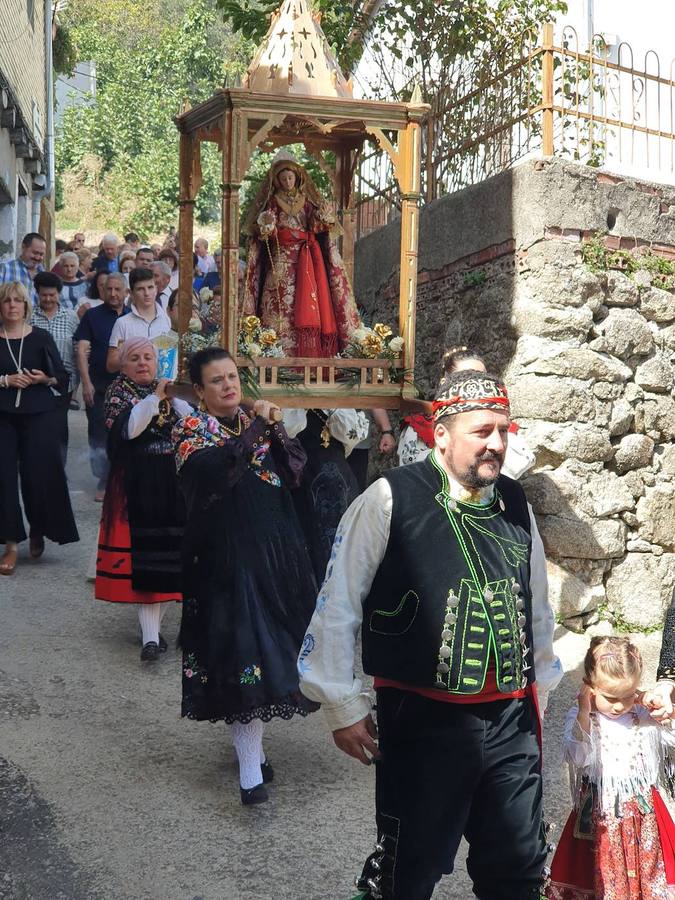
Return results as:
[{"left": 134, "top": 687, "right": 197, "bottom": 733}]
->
[{"left": 243, "top": 0, "right": 353, "bottom": 99}]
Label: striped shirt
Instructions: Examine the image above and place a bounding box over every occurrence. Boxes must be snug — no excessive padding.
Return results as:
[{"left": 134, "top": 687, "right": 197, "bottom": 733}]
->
[
  {"left": 31, "top": 305, "right": 80, "bottom": 392},
  {"left": 0, "top": 258, "right": 44, "bottom": 298}
]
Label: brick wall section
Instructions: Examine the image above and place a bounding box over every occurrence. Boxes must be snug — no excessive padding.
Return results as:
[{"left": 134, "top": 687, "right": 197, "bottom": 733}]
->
[{"left": 0, "top": 0, "right": 46, "bottom": 149}]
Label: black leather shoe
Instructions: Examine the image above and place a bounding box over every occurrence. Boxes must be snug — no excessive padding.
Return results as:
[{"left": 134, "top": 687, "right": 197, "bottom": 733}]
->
[
  {"left": 158, "top": 633, "right": 167, "bottom": 653},
  {"left": 240, "top": 784, "right": 268, "bottom": 806},
  {"left": 141, "top": 641, "right": 160, "bottom": 661},
  {"left": 261, "top": 760, "right": 274, "bottom": 784}
]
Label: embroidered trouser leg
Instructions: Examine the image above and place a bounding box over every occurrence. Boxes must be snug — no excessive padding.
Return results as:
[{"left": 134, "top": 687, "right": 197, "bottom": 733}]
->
[{"left": 364, "top": 689, "right": 545, "bottom": 900}]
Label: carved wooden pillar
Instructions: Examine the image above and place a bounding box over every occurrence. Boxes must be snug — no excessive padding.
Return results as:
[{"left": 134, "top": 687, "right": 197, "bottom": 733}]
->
[
  {"left": 397, "top": 121, "right": 422, "bottom": 399},
  {"left": 221, "top": 106, "right": 241, "bottom": 356},
  {"left": 178, "top": 131, "right": 200, "bottom": 377}
]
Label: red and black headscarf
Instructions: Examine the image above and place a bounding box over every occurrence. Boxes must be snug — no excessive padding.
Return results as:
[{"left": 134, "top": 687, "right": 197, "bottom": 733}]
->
[{"left": 432, "top": 370, "right": 510, "bottom": 423}]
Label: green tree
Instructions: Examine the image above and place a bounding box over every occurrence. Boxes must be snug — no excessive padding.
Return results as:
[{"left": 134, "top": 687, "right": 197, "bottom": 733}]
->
[{"left": 56, "top": 0, "right": 252, "bottom": 234}]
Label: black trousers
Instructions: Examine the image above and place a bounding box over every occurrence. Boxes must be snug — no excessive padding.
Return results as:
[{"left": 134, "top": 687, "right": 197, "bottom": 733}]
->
[
  {"left": 362, "top": 689, "right": 545, "bottom": 900},
  {"left": 85, "top": 387, "right": 110, "bottom": 487},
  {"left": 0, "top": 411, "right": 79, "bottom": 544},
  {"left": 52, "top": 390, "right": 73, "bottom": 466}
]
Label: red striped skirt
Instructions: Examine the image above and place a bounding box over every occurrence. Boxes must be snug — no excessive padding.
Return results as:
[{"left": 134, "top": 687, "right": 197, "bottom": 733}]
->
[{"left": 95, "top": 502, "right": 182, "bottom": 605}]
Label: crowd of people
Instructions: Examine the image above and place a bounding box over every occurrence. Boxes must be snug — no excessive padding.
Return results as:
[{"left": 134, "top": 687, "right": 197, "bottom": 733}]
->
[{"left": 5, "top": 224, "right": 675, "bottom": 899}]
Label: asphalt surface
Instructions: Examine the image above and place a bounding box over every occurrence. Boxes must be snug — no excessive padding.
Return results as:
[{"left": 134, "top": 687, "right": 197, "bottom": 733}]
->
[{"left": 0, "top": 409, "right": 664, "bottom": 900}]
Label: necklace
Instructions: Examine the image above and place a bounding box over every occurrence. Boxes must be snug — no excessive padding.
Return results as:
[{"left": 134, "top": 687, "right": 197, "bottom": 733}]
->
[
  {"left": 2, "top": 324, "right": 27, "bottom": 408},
  {"left": 311, "top": 409, "right": 332, "bottom": 448},
  {"left": 219, "top": 411, "right": 242, "bottom": 437}
]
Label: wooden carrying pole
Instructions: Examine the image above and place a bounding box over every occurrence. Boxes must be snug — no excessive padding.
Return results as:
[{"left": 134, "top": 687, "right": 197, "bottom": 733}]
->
[
  {"left": 397, "top": 117, "right": 422, "bottom": 400},
  {"left": 221, "top": 106, "right": 239, "bottom": 356},
  {"left": 178, "top": 131, "right": 198, "bottom": 377}
]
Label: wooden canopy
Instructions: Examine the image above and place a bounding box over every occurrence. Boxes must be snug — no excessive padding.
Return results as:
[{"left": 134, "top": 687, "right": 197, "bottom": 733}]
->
[{"left": 174, "top": 0, "right": 428, "bottom": 408}]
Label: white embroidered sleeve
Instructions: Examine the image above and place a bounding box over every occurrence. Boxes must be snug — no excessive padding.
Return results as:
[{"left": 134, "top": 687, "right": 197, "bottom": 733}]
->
[
  {"left": 396, "top": 425, "right": 431, "bottom": 467},
  {"left": 281, "top": 408, "right": 307, "bottom": 439},
  {"left": 171, "top": 398, "right": 194, "bottom": 418},
  {"left": 126, "top": 394, "right": 160, "bottom": 439},
  {"left": 529, "top": 504, "right": 563, "bottom": 713},
  {"left": 298, "top": 478, "right": 392, "bottom": 732},
  {"left": 326, "top": 408, "right": 370, "bottom": 458},
  {"left": 563, "top": 703, "right": 593, "bottom": 768}
]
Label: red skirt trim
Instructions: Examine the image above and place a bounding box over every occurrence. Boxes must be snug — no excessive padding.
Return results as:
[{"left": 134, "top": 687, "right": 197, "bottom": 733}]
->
[
  {"left": 547, "top": 809, "right": 596, "bottom": 899},
  {"left": 653, "top": 786, "right": 675, "bottom": 885},
  {"left": 94, "top": 504, "right": 181, "bottom": 605}
]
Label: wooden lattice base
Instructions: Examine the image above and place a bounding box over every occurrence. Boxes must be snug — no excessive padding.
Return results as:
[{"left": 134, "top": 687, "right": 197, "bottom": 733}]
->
[{"left": 238, "top": 356, "right": 409, "bottom": 409}]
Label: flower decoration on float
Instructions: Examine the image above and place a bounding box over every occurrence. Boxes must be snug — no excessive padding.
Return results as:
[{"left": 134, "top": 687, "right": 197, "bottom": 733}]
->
[
  {"left": 237, "top": 315, "right": 285, "bottom": 360},
  {"left": 342, "top": 323, "right": 404, "bottom": 363}
]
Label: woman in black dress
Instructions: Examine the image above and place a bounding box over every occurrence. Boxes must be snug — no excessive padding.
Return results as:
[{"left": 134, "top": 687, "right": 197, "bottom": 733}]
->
[
  {"left": 95, "top": 337, "right": 191, "bottom": 661},
  {"left": 0, "top": 281, "right": 78, "bottom": 575},
  {"left": 172, "top": 347, "right": 318, "bottom": 805},
  {"left": 289, "top": 408, "right": 369, "bottom": 584}
]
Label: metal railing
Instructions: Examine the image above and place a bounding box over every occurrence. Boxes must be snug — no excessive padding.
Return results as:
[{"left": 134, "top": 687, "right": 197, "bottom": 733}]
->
[{"left": 354, "top": 23, "right": 675, "bottom": 238}]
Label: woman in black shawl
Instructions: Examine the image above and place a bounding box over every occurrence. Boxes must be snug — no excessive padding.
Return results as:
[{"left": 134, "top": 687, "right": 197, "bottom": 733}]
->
[
  {"left": 172, "top": 347, "right": 318, "bottom": 805},
  {"left": 95, "top": 337, "right": 191, "bottom": 661}
]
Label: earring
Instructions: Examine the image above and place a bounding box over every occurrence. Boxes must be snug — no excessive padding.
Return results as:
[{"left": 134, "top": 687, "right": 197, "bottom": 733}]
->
[{"left": 198, "top": 399, "right": 206, "bottom": 412}]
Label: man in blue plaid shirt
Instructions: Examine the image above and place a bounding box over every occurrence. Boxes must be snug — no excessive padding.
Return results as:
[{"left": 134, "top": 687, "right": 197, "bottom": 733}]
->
[{"left": 0, "top": 233, "right": 46, "bottom": 297}]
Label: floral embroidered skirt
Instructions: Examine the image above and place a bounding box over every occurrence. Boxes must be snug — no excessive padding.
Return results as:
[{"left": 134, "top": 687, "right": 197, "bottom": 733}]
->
[
  {"left": 179, "top": 466, "right": 320, "bottom": 725},
  {"left": 547, "top": 791, "right": 675, "bottom": 899}
]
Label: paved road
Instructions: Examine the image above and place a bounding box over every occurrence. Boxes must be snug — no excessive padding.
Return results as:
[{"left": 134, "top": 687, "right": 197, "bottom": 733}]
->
[{"left": 0, "top": 409, "right": 663, "bottom": 899}]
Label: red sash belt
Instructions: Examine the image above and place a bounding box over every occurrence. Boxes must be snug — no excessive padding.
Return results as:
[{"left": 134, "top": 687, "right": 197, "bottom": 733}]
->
[{"left": 277, "top": 227, "right": 337, "bottom": 357}]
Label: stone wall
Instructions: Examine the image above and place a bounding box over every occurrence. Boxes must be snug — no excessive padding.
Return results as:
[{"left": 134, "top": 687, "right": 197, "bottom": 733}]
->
[{"left": 354, "top": 158, "right": 675, "bottom": 631}]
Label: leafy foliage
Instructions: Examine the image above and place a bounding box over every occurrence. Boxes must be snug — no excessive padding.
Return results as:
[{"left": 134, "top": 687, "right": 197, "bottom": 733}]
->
[
  {"left": 56, "top": 0, "right": 252, "bottom": 234},
  {"left": 365, "top": 0, "right": 568, "bottom": 99},
  {"left": 53, "top": 22, "right": 78, "bottom": 77},
  {"left": 216, "top": 0, "right": 365, "bottom": 69}
]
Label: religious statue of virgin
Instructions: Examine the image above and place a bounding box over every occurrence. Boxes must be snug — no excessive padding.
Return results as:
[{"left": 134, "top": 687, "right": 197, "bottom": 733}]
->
[{"left": 241, "top": 157, "right": 362, "bottom": 358}]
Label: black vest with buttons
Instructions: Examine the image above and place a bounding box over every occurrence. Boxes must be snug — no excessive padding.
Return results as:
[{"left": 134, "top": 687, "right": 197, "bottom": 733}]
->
[{"left": 361, "top": 452, "right": 535, "bottom": 695}]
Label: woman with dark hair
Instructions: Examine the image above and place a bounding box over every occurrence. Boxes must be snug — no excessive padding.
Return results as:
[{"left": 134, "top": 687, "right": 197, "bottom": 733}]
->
[
  {"left": 172, "top": 347, "right": 318, "bottom": 805},
  {"left": 95, "top": 337, "right": 191, "bottom": 661},
  {"left": 158, "top": 248, "right": 179, "bottom": 291},
  {"left": 76, "top": 269, "right": 109, "bottom": 319},
  {"left": 0, "top": 282, "right": 78, "bottom": 575}
]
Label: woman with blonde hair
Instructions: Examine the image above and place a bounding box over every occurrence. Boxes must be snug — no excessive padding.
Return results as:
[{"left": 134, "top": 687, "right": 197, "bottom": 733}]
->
[{"left": 0, "top": 282, "right": 78, "bottom": 575}]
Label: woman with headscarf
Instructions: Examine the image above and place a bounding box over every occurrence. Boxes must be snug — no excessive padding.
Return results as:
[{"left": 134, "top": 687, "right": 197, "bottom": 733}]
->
[
  {"left": 172, "top": 347, "right": 319, "bottom": 805},
  {"left": 241, "top": 157, "right": 361, "bottom": 358},
  {"left": 95, "top": 337, "right": 192, "bottom": 661}
]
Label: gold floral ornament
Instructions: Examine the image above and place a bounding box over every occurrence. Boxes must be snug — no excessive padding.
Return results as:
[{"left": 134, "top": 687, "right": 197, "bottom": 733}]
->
[
  {"left": 343, "top": 323, "right": 403, "bottom": 362},
  {"left": 373, "top": 322, "right": 392, "bottom": 339},
  {"left": 238, "top": 318, "right": 285, "bottom": 360},
  {"left": 260, "top": 329, "right": 278, "bottom": 346},
  {"left": 242, "top": 315, "right": 261, "bottom": 334},
  {"left": 363, "top": 333, "right": 384, "bottom": 358}
]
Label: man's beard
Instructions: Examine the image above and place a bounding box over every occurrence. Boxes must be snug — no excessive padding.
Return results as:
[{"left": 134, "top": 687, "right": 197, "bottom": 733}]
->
[{"left": 459, "top": 452, "right": 503, "bottom": 490}]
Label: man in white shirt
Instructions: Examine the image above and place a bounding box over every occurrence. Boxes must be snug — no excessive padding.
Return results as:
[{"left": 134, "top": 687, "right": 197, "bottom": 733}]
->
[
  {"left": 106, "top": 267, "right": 171, "bottom": 373},
  {"left": 152, "top": 261, "right": 172, "bottom": 310},
  {"left": 194, "top": 237, "right": 216, "bottom": 275},
  {"left": 298, "top": 370, "right": 562, "bottom": 900}
]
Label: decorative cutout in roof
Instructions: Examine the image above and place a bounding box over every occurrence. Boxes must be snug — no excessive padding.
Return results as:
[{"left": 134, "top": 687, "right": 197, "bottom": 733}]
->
[{"left": 243, "top": 0, "right": 353, "bottom": 98}]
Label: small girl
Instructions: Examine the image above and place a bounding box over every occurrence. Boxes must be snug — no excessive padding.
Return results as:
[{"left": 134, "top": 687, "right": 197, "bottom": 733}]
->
[{"left": 546, "top": 636, "right": 675, "bottom": 899}]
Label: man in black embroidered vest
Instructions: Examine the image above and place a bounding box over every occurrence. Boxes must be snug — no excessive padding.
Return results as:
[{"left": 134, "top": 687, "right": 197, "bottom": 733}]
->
[{"left": 298, "top": 370, "right": 562, "bottom": 900}]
